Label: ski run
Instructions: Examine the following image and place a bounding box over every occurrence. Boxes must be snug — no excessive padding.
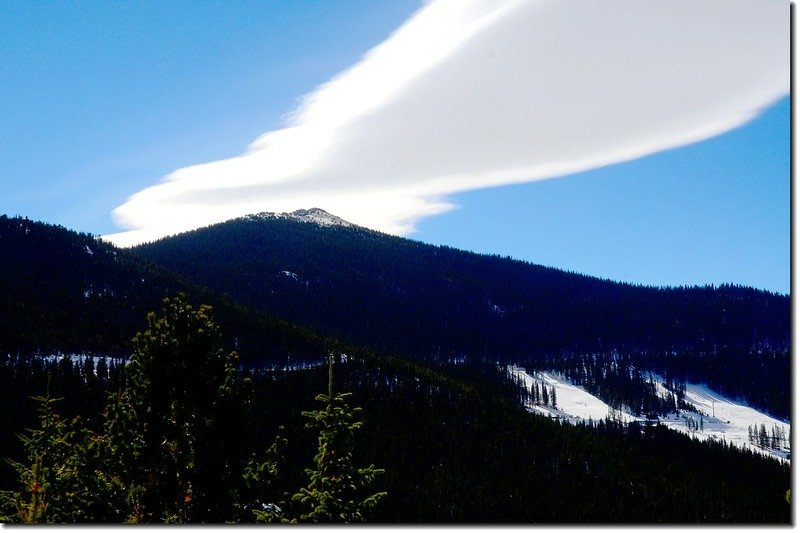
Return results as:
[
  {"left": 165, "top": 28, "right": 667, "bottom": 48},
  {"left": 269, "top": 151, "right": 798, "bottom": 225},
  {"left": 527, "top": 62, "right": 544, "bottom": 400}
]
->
[{"left": 508, "top": 366, "right": 790, "bottom": 463}]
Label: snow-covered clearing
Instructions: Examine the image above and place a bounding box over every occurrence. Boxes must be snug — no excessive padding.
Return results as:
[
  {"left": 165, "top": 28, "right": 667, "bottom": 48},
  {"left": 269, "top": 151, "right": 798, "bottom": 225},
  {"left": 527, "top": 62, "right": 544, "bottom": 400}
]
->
[
  {"left": 653, "top": 379, "right": 790, "bottom": 462},
  {"left": 508, "top": 366, "right": 790, "bottom": 463},
  {"left": 509, "top": 366, "right": 638, "bottom": 424}
]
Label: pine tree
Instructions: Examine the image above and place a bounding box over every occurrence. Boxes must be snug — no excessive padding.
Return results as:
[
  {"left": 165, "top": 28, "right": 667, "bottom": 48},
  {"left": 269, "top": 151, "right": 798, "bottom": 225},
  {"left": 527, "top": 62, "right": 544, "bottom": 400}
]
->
[
  {"left": 104, "top": 294, "right": 246, "bottom": 523},
  {"left": 96, "top": 357, "right": 109, "bottom": 382},
  {"left": 0, "top": 394, "right": 63, "bottom": 523},
  {"left": 0, "top": 392, "right": 105, "bottom": 523},
  {"left": 290, "top": 354, "right": 386, "bottom": 523},
  {"left": 759, "top": 424, "right": 769, "bottom": 449},
  {"left": 244, "top": 429, "right": 290, "bottom": 524}
]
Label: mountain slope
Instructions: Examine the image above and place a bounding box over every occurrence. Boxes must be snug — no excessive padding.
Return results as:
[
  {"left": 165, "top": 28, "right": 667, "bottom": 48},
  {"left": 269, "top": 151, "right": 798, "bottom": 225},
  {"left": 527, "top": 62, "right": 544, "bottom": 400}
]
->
[
  {"left": 132, "top": 210, "right": 789, "bottom": 356},
  {"left": 130, "top": 210, "right": 789, "bottom": 415},
  {"left": 0, "top": 215, "right": 329, "bottom": 364}
]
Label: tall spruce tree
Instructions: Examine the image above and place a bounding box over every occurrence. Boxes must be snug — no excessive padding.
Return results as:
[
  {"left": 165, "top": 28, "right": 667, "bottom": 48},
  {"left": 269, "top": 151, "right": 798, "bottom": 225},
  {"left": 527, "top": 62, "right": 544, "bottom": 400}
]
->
[{"left": 289, "top": 354, "right": 386, "bottom": 523}]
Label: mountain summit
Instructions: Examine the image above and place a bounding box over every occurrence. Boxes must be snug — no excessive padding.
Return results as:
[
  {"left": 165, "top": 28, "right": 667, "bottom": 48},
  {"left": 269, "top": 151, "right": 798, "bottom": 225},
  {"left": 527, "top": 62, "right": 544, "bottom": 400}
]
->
[{"left": 247, "top": 207, "right": 356, "bottom": 229}]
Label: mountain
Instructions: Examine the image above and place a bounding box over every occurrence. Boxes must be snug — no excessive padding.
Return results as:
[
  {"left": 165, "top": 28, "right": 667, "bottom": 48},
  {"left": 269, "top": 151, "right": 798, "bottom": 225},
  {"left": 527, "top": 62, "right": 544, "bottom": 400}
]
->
[{"left": 130, "top": 209, "right": 790, "bottom": 417}]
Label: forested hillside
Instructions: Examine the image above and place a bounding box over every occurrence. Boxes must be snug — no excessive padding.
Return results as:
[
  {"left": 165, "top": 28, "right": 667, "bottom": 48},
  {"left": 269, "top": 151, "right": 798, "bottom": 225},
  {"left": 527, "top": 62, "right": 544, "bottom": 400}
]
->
[
  {"left": 131, "top": 211, "right": 790, "bottom": 416},
  {"left": 0, "top": 216, "right": 329, "bottom": 365},
  {"left": 0, "top": 338, "right": 790, "bottom": 523},
  {"left": 0, "top": 214, "right": 791, "bottom": 523}
]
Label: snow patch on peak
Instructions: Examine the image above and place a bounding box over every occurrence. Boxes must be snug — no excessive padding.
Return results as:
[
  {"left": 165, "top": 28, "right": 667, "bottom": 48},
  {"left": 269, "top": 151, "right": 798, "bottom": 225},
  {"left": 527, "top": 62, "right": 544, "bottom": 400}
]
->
[
  {"left": 247, "top": 208, "right": 356, "bottom": 228},
  {"left": 288, "top": 208, "right": 354, "bottom": 227}
]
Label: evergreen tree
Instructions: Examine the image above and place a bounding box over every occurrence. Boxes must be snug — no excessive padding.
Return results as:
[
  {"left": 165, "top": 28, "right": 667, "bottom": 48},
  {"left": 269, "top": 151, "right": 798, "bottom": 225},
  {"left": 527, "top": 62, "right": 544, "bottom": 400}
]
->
[
  {"left": 290, "top": 354, "right": 386, "bottom": 523},
  {"left": 243, "top": 429, "right": 290, "bottom": 524},
  {"left": 96, "top": 357, "right": 109, "bottom": 382},
  {"left": 0, "top": 392, "right": 109, "bottom": 523},
  {"left": 759, "top": 424, "right": 769, "bottom": 449},
  {"left": 1, "top": 394, "right": 65, "bottom": 523},
  {"left": 104, "top": 294, "right": 246, "bottom": 523}
]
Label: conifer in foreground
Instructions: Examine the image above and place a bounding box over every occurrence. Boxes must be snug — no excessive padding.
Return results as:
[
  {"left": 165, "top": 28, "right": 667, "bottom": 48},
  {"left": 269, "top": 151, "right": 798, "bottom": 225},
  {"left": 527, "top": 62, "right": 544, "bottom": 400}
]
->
[{"left": 254, "top": 354, "right": 386, "bottom": 523}]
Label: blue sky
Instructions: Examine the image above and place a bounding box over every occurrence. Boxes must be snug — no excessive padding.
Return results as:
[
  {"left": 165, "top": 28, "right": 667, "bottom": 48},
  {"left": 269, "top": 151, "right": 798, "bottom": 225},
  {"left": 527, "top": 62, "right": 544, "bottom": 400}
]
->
[{"left": 0, "top": 1, "right": 789, "bottom": 294}]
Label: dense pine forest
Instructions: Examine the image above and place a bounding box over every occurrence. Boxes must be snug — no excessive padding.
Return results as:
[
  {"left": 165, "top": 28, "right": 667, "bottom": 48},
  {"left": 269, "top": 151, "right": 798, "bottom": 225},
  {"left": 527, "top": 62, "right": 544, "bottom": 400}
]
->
[
  {"left": 0, "top": 329, "right": 790, "bottom": 523},
  {"left": 132, "top": 212, "right": 790, "bottom": 418},
  {"left": 0, "top": 216, "right": 331, "bottom": 364},
  {"left": 0, "top": 215, "right": 791, "bottom": 523}
]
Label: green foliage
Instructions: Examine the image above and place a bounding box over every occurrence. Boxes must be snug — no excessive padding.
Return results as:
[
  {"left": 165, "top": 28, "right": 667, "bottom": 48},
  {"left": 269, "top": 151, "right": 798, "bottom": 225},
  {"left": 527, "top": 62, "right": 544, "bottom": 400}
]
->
[
  {"left": 289, "top": 356, "right": 386, "bottom": 523},
  {"left": 244, "top": 429, "right": 291, "bottom": 524},
  {"left": 0, "top": 295, "right": 385, "bottom": 524},
  {"left": 0, "top": 339, "right": 791, "bottom": 524},
  {"left": 1, "top": 394, "right": 63, "bottom": 523},
  {"left": 106, "top": 293, "right": 246, "bottom": 523},
  {"left": 0, "top": 392, "right": 116, "bottom": 523},
  {"left": 291, "top": 392, "right": 386, "bottom": 522},
  {"left": 1, "top": 295, "right": 250, "bottom": 523}
]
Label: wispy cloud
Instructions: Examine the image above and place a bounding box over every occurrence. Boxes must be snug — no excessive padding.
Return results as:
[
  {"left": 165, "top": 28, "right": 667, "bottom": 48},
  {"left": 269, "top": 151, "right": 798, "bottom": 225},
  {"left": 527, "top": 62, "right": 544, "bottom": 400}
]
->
[{"left": 105, "top": 0, "right": 788, "bottom": 247}]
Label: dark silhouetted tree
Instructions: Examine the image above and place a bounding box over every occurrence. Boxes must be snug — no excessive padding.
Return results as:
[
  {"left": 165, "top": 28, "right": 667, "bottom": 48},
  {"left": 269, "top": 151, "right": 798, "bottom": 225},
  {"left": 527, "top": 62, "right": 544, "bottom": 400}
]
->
[{"left": 105, "top": 294, "right": 246, "bottom": 523}]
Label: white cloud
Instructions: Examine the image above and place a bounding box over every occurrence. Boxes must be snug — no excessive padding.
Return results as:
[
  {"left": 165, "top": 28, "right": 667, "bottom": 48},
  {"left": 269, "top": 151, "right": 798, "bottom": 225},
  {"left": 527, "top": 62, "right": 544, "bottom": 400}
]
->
[{"left": 105, "top": 0, "right": 789, "bottom": 247}]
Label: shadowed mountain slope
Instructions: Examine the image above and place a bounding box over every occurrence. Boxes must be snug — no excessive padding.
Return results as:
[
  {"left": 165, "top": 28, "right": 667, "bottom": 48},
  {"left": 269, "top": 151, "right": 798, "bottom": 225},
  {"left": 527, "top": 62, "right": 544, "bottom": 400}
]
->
[
  {"left": 0, "top": 215, "right": 329, "bottom": 364},
  {"left": 131, "top": 210, "right": 789, "bottom": 416}
]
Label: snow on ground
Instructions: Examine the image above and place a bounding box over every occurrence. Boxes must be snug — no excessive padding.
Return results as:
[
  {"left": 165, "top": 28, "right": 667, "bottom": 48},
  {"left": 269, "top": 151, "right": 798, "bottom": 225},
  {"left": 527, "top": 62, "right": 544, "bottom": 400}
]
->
[
  {"left": 40, "top": 353, "right": 123, "bottom": 374},
  {"left": 508, "top": 366, "right": 637, "bottom": 424},
  {"left": 651, "top": 378, "right": 790, "bottom": 462},
  {"left": 42, "top": 353, "right": 116, "bottom": 365},
  {"left": 279, "top": 270, "right": 299, "bottom": 281},
  {"left": 249, "top": 208, "right": 355, "bottom": 228},
  {"left": 508, "top": 366, "right": 790, "bottom": 463}
]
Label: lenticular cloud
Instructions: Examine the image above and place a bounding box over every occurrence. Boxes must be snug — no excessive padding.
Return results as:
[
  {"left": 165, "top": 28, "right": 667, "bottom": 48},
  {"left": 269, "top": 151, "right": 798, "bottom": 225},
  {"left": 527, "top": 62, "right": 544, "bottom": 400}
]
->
[{"left": 105, "top": 0, "right": 788, "bottom": 247}]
